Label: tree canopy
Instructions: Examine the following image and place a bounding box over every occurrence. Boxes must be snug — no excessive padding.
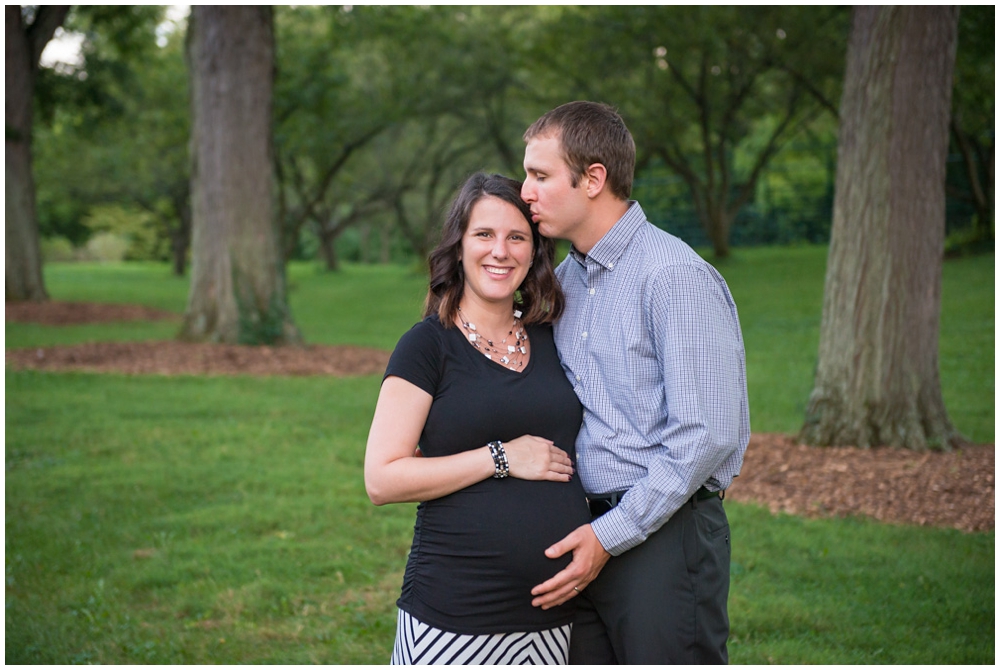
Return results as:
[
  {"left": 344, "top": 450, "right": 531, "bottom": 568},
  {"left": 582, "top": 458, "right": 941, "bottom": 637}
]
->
[{"left": 27, "top": 5, "right": 994, "bottom": 272}]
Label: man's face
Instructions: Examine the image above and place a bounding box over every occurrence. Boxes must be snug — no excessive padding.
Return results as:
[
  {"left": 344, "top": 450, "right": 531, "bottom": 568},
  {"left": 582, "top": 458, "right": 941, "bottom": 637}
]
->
[{"left": 521, "top": 133, "right": 590, "bottom": 244}]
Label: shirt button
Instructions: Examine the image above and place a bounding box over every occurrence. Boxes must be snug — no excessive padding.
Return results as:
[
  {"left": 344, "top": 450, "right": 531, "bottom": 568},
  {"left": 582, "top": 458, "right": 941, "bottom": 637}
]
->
[
  {"left": 589, "top": 288, "right": 595, "bottom": 295},
  {"left": 581, "top": 332, "right": 588, "bottom": 339},
  {"left": 608, "top": 262, "right": 614, "bottom": 269},
  {"left": 575, "top": 375, "right": 581, "bottom": 381}
]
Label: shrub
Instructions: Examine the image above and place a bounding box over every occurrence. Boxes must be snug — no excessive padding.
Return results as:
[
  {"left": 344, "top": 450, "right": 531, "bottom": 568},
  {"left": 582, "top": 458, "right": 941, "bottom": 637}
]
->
[
  {"left": 82, "top": 204, "right": 169, "bottom": 261},
  {"left": 83, "top": 232, "right": 130, "bottom": 262},
  {"left": 40, "top": 236, "right": 77, "bottom": 262}
]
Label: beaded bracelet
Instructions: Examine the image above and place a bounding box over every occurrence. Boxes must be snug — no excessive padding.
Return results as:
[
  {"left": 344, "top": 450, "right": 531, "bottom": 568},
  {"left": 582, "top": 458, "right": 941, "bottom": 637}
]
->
[{"left": 487, "top": 441, "right": 509, "bottom": 479}]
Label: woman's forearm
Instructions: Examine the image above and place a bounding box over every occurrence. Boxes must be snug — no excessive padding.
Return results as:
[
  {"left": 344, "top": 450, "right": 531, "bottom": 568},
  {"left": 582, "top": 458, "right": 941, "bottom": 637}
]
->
[{"left": 365, "top": 445, "right": 495, "bottom": 505}]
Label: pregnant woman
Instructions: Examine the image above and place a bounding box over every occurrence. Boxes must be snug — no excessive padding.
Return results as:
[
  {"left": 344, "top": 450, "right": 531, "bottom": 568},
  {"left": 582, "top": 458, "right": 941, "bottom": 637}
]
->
[{"left": 365, "top": 172, "right": 590, "bottom": 665}]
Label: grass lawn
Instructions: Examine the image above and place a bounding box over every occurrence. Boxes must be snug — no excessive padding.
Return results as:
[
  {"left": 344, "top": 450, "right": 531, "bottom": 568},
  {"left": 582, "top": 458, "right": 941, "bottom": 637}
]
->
[{"left": 5, "top": 248, "right": 995, "bottom": 663}]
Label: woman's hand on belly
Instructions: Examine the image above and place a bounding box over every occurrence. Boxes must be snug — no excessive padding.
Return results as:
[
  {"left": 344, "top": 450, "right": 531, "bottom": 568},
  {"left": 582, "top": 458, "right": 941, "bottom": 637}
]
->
[{"left": 504, "top": 435, "right": 574, "bottom": 482}]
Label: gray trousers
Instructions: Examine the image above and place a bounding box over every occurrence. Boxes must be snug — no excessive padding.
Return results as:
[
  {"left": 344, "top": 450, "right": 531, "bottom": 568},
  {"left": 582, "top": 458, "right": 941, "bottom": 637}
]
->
[{"left": 569, "top": 494, "right": 731, "bottom": 664}]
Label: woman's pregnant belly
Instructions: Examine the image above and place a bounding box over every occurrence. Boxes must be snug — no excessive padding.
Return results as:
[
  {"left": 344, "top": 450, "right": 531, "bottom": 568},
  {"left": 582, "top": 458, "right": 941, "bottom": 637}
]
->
[{"left": 404, "top": 477, "right": 590, "bottom": 625}]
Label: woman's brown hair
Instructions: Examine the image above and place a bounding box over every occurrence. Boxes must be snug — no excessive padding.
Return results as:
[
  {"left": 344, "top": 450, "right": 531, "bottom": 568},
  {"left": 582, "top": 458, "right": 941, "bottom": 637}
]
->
[{"left": 423, "top": 172, "right": 564, "bottom": 326}]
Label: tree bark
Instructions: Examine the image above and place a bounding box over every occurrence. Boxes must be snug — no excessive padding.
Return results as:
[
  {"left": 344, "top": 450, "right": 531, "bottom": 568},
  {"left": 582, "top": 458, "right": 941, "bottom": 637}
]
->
[
  {"left": 5, "top": 5, "right": 69, "bottom": 302},
  {"left": 801, "top": 6, "right": 962, "bottom": 450},
  {"left": 180, "top": 6, "right": 300, "bottom": 344}
]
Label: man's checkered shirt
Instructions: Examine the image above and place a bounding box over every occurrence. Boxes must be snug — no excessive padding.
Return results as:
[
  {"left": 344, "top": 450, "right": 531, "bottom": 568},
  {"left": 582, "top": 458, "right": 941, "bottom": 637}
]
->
[{"left": 554, "top": 202, "right": 751, "bottom": 556}]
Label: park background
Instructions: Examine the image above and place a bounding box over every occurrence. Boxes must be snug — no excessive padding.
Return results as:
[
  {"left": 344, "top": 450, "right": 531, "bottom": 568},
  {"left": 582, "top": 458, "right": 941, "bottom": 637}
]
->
[{"left": 5, "top": 5, "right": 994, "bottom": 664}]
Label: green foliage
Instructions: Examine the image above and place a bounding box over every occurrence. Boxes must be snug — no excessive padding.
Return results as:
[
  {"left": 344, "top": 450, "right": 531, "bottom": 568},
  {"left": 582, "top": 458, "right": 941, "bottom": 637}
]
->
[
  {"left": 952, "top": 5, "right": 994, "bottom": 147},
  {"left": 31, "top": 6, "right": 994, "bottom": 266},
  {"left": 34, "top": 6, "right": 165, "bottom": 129},
  {"left": 83, "top": 204, "right": 167, "bottom": 261},
  {"left": 34, "top": 9, "right": 190, "bottom": 254},
  {"left": 529, "top": 6, "right": 848, "bottom": 254},
  {"left": 946, "top": 4, "right": 995, "bottom": 246},
  {"left": 40, "top": 236, "right": 76, "bottom": 262},
  {"left": 82, "top": 232, "right": 129, "bottom": 262}
]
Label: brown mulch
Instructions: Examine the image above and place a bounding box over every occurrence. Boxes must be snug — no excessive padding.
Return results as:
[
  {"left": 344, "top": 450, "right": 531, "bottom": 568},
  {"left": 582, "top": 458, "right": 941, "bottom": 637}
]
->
[
  {"left": 6, "top": 300, "right": 995, "bottom": 534},
  {"left": 6, "top": 300, "right": 390, "bottom": 376},
  {"left": 6, "top": 300, "right": 180, "bottom": 325},
  {"left": 726, "top": 433, "right": 994, "bottom": 533},
  {"left": 6, "top": 341, "right": 390, "bottom": 377}
]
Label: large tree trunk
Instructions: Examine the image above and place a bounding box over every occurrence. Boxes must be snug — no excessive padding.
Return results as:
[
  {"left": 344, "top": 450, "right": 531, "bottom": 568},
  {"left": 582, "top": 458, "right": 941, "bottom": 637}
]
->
[
  {"left": 180, "top": 6, "right": 300, "bottom": 345},
  {"left": 801, "top": 6, "right": 961, "bottom": 450},
  {"left": 5, "top": 6, "right": 69, "bottom": 302}
]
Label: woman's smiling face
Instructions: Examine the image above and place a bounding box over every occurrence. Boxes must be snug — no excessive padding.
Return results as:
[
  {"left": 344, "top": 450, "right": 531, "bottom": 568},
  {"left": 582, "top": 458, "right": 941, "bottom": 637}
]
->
[{"left": 460, "top": 195, "right": 534, "bottom": 308}]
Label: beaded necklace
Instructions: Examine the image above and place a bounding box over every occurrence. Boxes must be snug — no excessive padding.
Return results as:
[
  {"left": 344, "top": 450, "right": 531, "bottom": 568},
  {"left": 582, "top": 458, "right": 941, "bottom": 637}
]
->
[{"left": 457, "top": 306, "right": 529, "bottom": 371}]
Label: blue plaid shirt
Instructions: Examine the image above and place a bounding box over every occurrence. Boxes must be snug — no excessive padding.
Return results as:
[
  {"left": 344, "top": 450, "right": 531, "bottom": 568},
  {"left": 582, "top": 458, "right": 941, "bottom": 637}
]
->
[{"left": 554, "top": 202, "right": 750, "bottom": 556}]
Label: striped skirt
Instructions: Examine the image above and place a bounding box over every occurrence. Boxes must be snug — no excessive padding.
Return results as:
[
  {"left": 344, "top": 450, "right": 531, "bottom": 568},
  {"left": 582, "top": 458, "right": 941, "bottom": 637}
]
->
[{"left": 391, "top": 609, "right": 572, "bottom": 665}]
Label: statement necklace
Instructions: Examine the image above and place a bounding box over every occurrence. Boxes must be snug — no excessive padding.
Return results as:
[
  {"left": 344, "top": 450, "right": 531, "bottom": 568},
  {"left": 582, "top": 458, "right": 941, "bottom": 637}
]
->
[{"left": 458, "top": 306, "right": 529, "bottom": 371}]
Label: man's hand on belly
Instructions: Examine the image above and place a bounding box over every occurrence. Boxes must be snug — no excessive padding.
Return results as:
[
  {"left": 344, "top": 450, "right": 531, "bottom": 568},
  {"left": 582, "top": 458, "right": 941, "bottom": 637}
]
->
[{"left": 530, "top": 523, "right": 611, "bottom": 610}]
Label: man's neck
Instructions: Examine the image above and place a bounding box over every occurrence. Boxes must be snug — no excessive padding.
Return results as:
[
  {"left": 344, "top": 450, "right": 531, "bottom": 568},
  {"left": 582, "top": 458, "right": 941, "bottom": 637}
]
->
[{"left": 571, "top": 199, "right": 631, "bottom": 256}]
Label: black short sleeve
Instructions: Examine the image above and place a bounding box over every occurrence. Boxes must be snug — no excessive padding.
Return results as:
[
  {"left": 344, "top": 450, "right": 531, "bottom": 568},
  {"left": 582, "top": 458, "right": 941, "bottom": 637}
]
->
[{"left": 384, "top": 318, "right": 443, "bottom": 397}]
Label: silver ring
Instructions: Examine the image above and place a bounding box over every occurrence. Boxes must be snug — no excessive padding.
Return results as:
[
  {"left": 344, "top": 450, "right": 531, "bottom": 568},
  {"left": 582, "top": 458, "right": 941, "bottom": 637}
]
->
[{"left": 573, "top": 586, "right": 580, "bottom": 593}]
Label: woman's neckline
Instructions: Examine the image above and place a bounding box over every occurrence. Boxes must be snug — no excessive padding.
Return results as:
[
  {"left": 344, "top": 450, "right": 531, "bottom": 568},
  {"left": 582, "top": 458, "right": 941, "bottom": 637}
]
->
[{"left": 445, "top": 313, "right": 534, "bottom": 375}]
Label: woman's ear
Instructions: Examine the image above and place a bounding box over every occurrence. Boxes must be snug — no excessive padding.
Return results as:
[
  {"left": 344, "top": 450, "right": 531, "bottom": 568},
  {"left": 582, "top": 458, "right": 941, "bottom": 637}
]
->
[{"left": 584, "top": 163, "right": 609, "bottom": 198}]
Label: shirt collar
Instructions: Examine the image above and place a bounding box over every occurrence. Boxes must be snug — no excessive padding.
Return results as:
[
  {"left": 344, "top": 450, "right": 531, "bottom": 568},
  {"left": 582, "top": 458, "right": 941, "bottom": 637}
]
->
[{"left": 569, "top": 201, "right": 646, "bottom": 270}]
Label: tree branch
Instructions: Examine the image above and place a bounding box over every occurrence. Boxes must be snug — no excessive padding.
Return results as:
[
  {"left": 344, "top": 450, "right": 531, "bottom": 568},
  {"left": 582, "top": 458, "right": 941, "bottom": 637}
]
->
[{"left": 779, "top": 65, "right": 840, "bottom": 118}]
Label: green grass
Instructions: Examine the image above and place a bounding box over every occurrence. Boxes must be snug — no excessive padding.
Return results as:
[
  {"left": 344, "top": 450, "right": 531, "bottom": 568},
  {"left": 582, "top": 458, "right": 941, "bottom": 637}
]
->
[
  {"left": 6, "top": 372, "right": 994, "bottom": 664},
  {"left": 6, "top": 372, "right": 409, "bottom": 664},
  {"left": 727, "top": 503, "right": 993, "bottom": 664},
  {"left": 5, "top": 249, "right": 995, "bottom": 663}
]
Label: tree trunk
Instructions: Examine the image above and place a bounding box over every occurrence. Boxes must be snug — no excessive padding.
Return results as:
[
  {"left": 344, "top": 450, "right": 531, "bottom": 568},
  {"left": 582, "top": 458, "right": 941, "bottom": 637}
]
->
[
  {"left": 358, "top": 221, "right": 371, "bottom": 264},
  {"left": 180, "top": 6, "right": 300, "bottom": 345},
  {"left": 319, "top": 230, "right": 340, "bottom": 273},
  {"left": 5, "top": 6, "right": 69, "bottom": 302},
  {"left": 801, "top": 6, "right": 962, "bottom": 450},
  {"left": 702, "top": 204, "right": 733, "bottom": 259},
  {"left": 379, "top": 224, "right": 391, "bottom": 264}
]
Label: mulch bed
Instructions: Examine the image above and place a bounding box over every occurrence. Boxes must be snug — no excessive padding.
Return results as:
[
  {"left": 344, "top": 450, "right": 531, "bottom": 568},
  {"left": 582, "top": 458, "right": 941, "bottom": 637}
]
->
[
  {"left": 6, "top": 300, "right": 995, "bottom": 534},
  {"left": 6, "top": 341, "right": 391, "bottom": 377},
  {"left": 725, "top": 433, "right": 994, "bottom": 533},
  {"left": 6, "top": 300, "right": 180, "bottom": 325}
]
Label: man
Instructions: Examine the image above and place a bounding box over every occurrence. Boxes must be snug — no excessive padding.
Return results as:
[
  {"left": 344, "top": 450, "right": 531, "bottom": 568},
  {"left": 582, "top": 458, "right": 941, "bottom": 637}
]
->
[{"left": 521, "top": 101, "right": 750, "bottom": 664}]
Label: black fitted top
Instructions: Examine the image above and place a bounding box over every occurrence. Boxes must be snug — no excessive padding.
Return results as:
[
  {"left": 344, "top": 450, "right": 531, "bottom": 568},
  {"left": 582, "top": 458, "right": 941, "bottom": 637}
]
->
[{"left": 384, "top": 314, "right": 589, "bottom": 634}]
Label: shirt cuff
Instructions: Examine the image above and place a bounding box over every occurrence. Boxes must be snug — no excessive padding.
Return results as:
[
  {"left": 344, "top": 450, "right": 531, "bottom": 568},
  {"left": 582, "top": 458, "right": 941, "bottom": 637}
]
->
[{"left": 590, "top": 506, "right": 648, "bottom": 556}]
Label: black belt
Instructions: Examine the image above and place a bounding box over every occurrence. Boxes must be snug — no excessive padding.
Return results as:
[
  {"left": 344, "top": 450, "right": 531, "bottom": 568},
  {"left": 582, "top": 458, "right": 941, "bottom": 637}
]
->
[{"left": 587, "top": 486, "right": 720, "bottom": 518}]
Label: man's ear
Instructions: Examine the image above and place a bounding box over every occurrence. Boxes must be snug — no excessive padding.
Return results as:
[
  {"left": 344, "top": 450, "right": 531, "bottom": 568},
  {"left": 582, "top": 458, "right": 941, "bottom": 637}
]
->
[{"left": 584, "top": 163, "right": 608, "bottom": 199}]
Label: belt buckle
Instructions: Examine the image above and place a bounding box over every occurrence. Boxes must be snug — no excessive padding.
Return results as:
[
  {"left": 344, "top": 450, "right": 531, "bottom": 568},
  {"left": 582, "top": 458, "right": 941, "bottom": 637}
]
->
[
  {"left": 587, "top": 491, "right": 623, "bottom": 518},
  {"left": 588, "top": 498, "right": 613, "bottom": 517}
]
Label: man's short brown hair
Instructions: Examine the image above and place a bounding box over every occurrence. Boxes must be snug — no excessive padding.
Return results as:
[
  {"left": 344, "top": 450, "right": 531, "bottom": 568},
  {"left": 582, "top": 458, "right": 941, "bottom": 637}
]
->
[{"left": 523, "top": 101, "right": 636, "bottom": 200}]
